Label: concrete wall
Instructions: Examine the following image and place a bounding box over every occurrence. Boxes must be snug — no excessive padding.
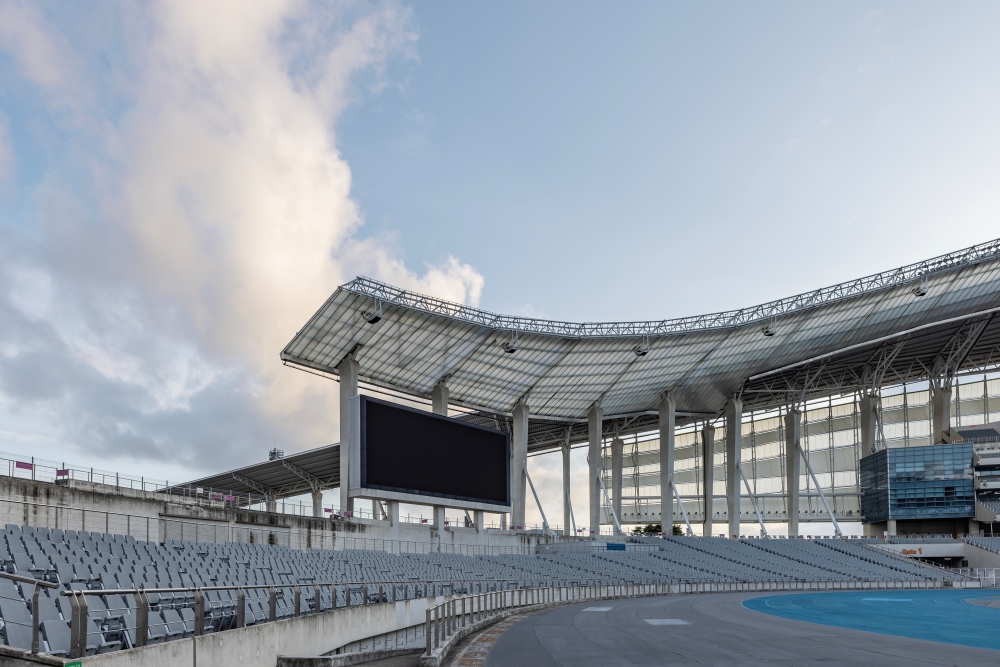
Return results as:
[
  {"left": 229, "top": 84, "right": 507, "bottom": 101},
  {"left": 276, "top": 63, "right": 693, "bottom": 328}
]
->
[
  {"left": 962, "top": 542, "right": 1000, "bottom": 569},
  {"left": 82, "top": 594, "right": 448, "bottom": 667},
  {"left": 872, "top": 543, "right": 966, "bottom": 558},
  {"left": 0, "top": 475, "right": 570, "bottom": 554}
]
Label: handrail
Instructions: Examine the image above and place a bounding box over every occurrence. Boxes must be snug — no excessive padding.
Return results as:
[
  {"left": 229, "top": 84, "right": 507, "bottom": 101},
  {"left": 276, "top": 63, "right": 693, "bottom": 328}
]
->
[
  {"left": 417, "top": 577, "right": 958, "bottom": 666},
  {"left": 20, "top": 573, "right": 967, "bottom": 659},
  {"left": 0, "top": 570, "right": 58, "bottom": 588},
  {"left": 0, "top": 571, "right": 57, "bottom": 655},
  {"left": 56, "top": 578, "right": 526, "bottom": 596}
]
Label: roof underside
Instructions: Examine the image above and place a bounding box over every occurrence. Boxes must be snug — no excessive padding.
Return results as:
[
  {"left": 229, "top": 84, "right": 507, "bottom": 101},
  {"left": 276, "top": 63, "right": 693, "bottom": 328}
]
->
[
  {"left": 282, "top": 238, "right": 1000, "bottom": 431},
  {"left": 175, "top": 444, "right": 339, "bottom": 500}
]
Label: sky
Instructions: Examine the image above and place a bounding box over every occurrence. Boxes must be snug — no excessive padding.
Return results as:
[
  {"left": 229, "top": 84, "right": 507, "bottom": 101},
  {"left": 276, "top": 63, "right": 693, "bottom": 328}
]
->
[{"left": 1, "top": 1, "right": 999, "bottom": 533}]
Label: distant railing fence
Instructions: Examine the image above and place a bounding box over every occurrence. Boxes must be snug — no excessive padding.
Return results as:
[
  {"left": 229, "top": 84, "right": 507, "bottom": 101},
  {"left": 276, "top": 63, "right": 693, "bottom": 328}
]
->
[
  {"left": 956, "top": 568, "right": 1000, "bottom": 586},
  {"left": 420, "top": 577, "right": 970, "bottom": 665}
]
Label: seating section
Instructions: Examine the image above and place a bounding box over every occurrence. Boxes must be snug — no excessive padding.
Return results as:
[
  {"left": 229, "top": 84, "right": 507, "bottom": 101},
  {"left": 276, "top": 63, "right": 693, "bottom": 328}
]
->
[
  {"left": 626, "top": 536, "right": 959, "bottom": 583},
  {"left": 978, "top": 498, "right": 1000, "bottom": 515},
  {"left": 0, "top": 524, "right": 953, "bottom": 656},
  {"left": 965, "top": 536, "right": 1000, "bottom": 554}
]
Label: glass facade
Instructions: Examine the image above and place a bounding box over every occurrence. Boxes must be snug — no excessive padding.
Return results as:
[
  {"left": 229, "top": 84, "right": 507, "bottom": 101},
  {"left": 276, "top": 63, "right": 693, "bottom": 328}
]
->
[
  {"left": 860, "top": 443, "right": 974, "bottom": 523},
  {"left": 600, "top": 371, "right": 1000, "bottom": 525}
]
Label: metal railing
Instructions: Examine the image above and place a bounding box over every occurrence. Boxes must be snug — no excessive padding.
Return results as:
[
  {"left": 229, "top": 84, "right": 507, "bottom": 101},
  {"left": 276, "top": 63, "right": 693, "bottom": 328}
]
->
[
  {"left": 956, "top": 568, "right": 1000, "bottom": 586},
  {"left": 0, "top": 571, "right": 59, "bottom": 654},
  {"left": 0, "top": 451, "right": 349, "bottom": 519},
  {"left": 419, "top": 577, "right": 962, "bottom": 665},
  {"left": 25, "top": 577, "right": 530, "bottom": 659},
  {"left": 422, "top": 580, "right": 663, "bottom": 662},
  {"left": 7, "top": 570, "right": 969, "bottom": 660},
  {"left": 334, "top": 238, "right": 1000, "bottom": 338}
]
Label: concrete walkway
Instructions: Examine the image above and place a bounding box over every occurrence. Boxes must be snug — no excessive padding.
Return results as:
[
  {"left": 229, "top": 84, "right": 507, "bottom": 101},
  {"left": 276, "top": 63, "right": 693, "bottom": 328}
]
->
[{"left": 485, "top": 592, "right": 1000, "bottom": 666}]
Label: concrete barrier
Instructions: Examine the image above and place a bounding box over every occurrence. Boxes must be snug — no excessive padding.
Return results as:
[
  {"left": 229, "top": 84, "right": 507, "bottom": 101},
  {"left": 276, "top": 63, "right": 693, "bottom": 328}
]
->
[{"left": 77, "top": 594, "right": 449, "bottom": 667}]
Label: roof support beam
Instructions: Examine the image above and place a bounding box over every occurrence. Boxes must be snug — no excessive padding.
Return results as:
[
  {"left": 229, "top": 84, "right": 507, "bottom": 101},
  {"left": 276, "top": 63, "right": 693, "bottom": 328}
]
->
[
  {"left": 231, "top": 473, "right": 278, "bottom": 505},
  {"left": 281, "top": 458, "right": 325, "bottom": 493}
]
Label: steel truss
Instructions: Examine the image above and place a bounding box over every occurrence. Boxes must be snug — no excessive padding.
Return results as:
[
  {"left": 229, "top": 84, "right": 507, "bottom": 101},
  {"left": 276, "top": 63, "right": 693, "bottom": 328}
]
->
[{"left": 341, "top": 238, "right": 1000, "bottom": 338}]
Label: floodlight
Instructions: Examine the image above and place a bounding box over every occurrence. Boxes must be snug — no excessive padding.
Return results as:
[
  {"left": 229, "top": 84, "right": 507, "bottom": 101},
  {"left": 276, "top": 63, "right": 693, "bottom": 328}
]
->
[
  {"left": 362, "top": 299, "right": 383, "bottom": 324},
  {"left": 502, "top": 331, "right": 519, "bottom": 354},
  {"left": 633, "top": 335, "right": 650, "bottom": 356}
]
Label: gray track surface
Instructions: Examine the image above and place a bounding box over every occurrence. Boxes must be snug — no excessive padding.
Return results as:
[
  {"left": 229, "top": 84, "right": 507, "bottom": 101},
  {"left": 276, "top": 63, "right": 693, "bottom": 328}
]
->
[{"left": 484, "top": 593, "right": 999, "bottom": 666}]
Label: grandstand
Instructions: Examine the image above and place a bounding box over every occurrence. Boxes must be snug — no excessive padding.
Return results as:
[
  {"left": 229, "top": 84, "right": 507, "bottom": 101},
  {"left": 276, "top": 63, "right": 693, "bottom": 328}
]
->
[
  {"left": 4, "top": 239, "right": 1000, "bottom": 665},
  {"left": 0, "top": 523, "right": 970, "bottom": 659}
]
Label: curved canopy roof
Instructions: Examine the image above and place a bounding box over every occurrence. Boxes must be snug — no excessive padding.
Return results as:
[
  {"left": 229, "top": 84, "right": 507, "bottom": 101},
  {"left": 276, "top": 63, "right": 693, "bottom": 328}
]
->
[{"left": 281, "top": 239, "right": 1000, "bottom": 426}]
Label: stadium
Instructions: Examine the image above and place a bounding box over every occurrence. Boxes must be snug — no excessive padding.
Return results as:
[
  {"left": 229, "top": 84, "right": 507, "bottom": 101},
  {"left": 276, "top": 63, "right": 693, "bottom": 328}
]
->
[{"left": 5, "top": 238, "right": 1000, "bottom": 666}]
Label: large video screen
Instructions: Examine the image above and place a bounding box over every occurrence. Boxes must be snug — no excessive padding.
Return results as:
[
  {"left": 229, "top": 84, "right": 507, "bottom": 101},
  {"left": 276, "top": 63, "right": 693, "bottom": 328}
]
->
[{"left": 359, "top": 396, "right": 510, "bottom": 507}]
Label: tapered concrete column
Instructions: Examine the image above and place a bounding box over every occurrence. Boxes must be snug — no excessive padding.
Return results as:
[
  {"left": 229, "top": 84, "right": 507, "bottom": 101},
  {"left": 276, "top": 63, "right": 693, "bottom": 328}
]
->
[
  {"left": 725, "top": 398, "right": 743, "bottom": 538},
  {"left": 932, "top": 383, "right": 952, "bottom": 444},
  {"left": 338, "top": 354, "right": 359, "bottom": 515},
  {"left": 266, "top": 498, "right": 277, "bottom": 513},
  {"left": 562, "top": 434, "right": 572, "bottom": 535},
  {"left": 588, "top": 405, "right": 604, "bottom": 535},
  {"left": 431, "top": 382, "right": 449, "bottom": 416},
  {"left": 659, "top": 394, "right": 676, "bottom": 534},
  {"left": 388, "top": 501, "right": 399, "bottom": 526},
  {"left": 611, "top": 438, "right": 624, "bottom": 529},
  {"left": 510, "top": 401, "right": 529, "bottom": 529},
  {"left": 433, "top": 505, "right": 446, "bottom": 530},
  {"left": 311, "top": 490, "right": 324, "bottom": 518},
  {"left": 701, "top": 423, "right": 715, "bottom": 536},
  {"left": 859, "top": 393, "right": 878, "bottom": 459},
  {"left": 474, "top": 510, "right": 484, "bottom": 532},
  {"left": 784, "top": 408, "right": 802, "bottom": 537}
]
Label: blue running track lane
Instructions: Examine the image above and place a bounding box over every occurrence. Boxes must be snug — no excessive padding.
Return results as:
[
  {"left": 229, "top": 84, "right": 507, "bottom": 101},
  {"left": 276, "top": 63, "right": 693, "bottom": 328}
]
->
[{"left": 743, "top": 589, "right": 1000, "bottom": 651}]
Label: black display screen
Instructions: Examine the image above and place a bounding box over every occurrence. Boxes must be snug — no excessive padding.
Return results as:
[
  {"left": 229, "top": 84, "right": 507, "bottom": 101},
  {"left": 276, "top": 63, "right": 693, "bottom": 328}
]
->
[{"left": 359, "top": 396, "right": 510, "bottom": 506}]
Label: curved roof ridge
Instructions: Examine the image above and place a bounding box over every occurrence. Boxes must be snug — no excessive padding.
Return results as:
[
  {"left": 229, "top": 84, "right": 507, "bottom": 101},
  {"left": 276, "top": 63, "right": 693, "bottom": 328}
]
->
[{"left": 340, "top": 238, "right": 1000, "bottom": 338}]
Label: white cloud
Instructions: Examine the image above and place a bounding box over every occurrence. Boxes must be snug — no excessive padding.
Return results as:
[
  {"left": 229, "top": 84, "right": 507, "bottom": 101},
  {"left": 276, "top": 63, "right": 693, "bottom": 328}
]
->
[
  {"left": 0, "top": 2, "right": 72, "bottom": 89},
  {"left": 0, "top": 1, "right": 485, "bottom": 474}
]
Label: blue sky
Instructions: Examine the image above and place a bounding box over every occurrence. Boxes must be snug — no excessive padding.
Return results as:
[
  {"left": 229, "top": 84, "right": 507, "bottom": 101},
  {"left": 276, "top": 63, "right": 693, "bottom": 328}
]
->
[
  {"left": 0, "top": 1, "right": 998, "bottom": 530},
  {"left": 339, "top": 2, "right": 1000, "bottom": 320}
]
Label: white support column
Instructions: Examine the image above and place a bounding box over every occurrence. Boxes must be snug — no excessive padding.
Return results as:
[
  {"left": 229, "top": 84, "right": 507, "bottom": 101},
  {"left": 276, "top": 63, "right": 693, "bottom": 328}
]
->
[
  {"left": 311, "top": 490, "right": 324, "bottom": 518},
  {"left": 388, "top": 501, "right": 399, "bottom": 527},
  {"left": 338, "top": 354, "right": 359, "bottom": 515},
  {"left": 562, "top": 433, "right": 572, "bottom": 536},
  {"left": 511, "top": 401, "right": 529, "bottom": 529},
  {"left": 784, "top": 408, "right": 801, "bottom": 537},
  {"left": 701, "top": 423, "right": 715, "bottom": 537},
  {"left": 431, "top": 381, "right": 449, "bottom": 416},
  {"left": 588, "top": 405, "right": 603, "bottom": 536},
  {"left": 659, "top": 393, "right": 676, "bottom": 534},
  {"left": 725, "top": 397, "right": 743, "bottom": 538},
  {"left": 433, "top": 505, "right": 446, "bottom": 530},
  {"left": 474, "top": 510, "right": 484, "bottom": 532},
  {"left": 859, "top": 393, "right": 878, "bottom": 458},
  {"left": 611, "top": 437, "right": 624, "bottom": 527},
  {"left": 932, "top": 382, "right": 952, "bottom": 444}
]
